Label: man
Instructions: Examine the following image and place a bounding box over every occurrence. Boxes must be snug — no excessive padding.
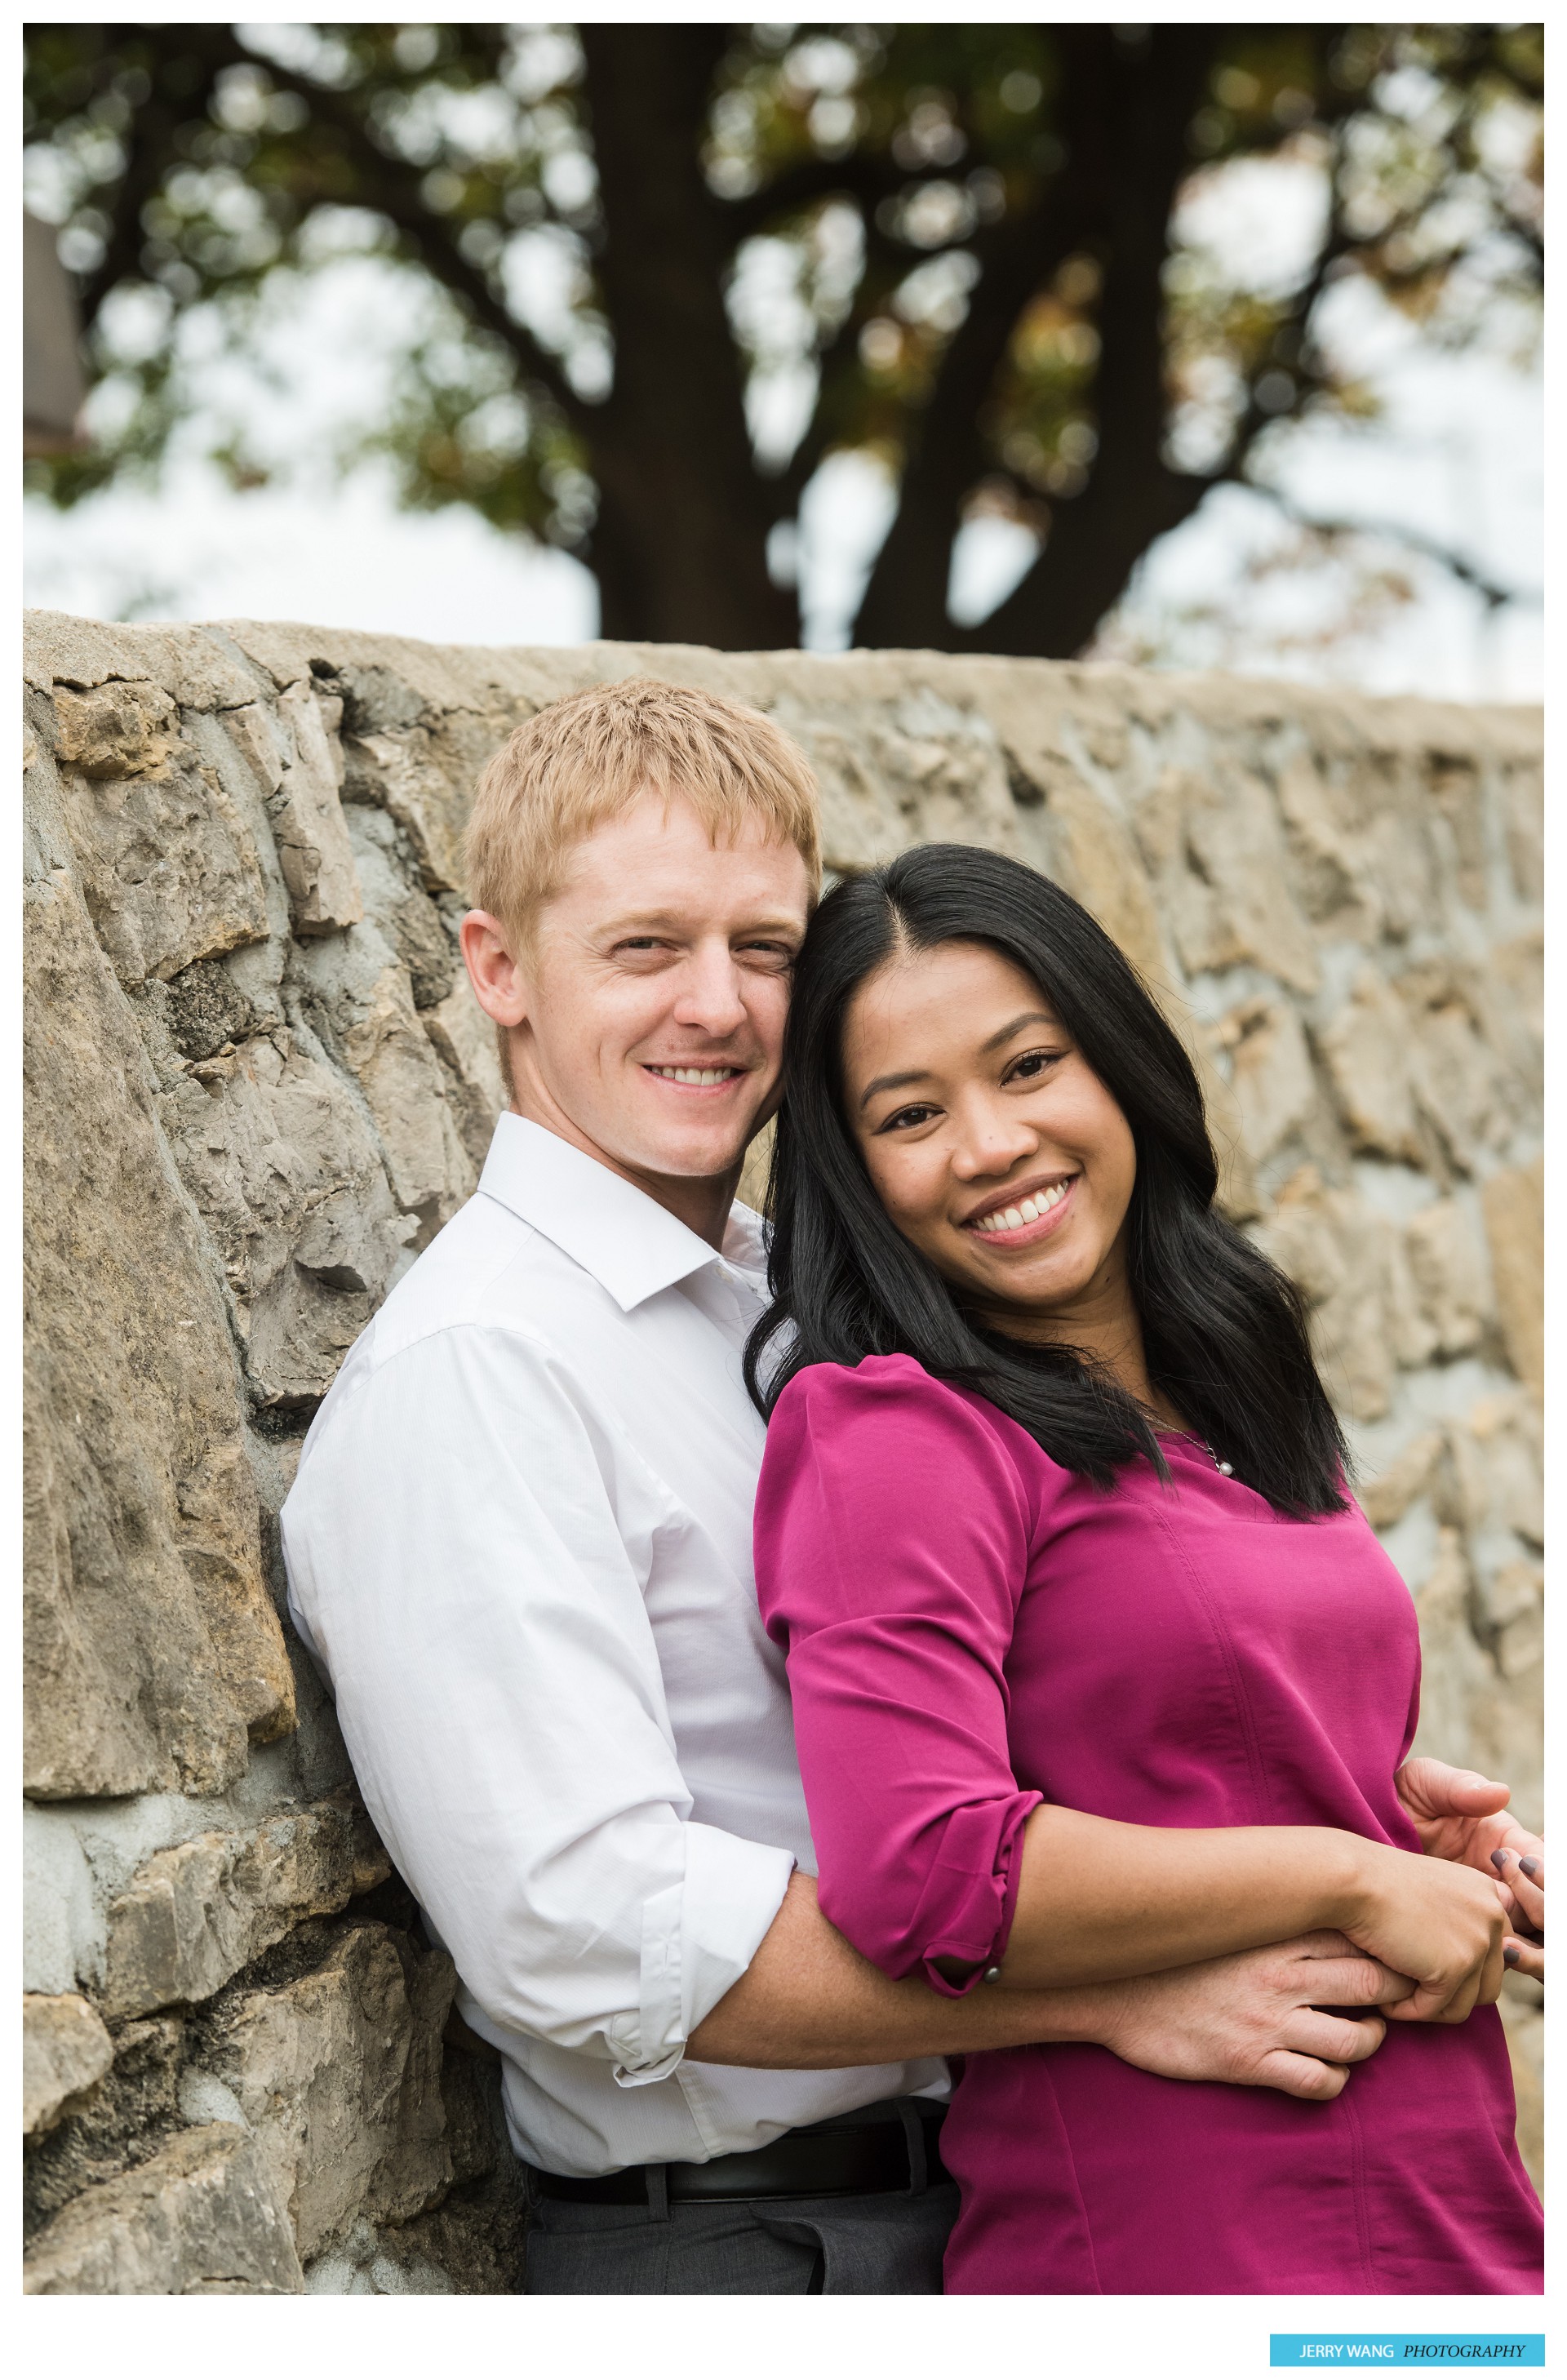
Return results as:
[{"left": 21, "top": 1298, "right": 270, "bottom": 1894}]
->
[{"left": 282, "top": 678, "right": 1538, "bottom": 2295}]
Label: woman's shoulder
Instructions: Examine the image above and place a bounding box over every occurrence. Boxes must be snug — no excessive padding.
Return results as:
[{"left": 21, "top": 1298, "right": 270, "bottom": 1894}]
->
[
  {"left": 770, "top": 1354, "right": 1045, "bottom": 1472},
  {"left": 774, "top": 1350, "right": 962, "bottom": 1416}
]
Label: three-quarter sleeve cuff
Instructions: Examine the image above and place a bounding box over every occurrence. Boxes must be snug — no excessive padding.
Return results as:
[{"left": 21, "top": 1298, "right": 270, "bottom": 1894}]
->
[
  {"left": 910, "top": 1792, "right": 1043, "bottom": 1999},
  {"left": 607, "top": 1822, "right": 797, "bottom": 2087}
]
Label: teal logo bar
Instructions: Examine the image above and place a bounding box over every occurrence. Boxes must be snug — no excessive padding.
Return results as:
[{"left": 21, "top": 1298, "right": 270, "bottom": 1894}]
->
[{"left": 1271, "top": 2344, "right": 1544, "bottom": 2369}]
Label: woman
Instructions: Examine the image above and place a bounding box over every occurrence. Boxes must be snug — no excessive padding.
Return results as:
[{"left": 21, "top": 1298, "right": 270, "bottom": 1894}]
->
[{"left": 748, "top": 846, "right": 1543, "bottom": 2295}]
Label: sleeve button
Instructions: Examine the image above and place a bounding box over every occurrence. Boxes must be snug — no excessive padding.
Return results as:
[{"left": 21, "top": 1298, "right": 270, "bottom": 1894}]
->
[{"left": 983, "top": 1965, "right": 1002, "bottom": 1984}]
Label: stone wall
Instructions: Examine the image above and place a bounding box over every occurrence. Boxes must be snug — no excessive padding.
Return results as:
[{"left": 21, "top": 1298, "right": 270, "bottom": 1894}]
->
[{"left": 23, "top": 612, "right": 1543, "bottom": 2290}]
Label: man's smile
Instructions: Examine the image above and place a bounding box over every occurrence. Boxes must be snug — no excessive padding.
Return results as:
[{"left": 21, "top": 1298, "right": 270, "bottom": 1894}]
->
[{"left": 642, "top": 1062, "right": 749, "bottom": 1092}]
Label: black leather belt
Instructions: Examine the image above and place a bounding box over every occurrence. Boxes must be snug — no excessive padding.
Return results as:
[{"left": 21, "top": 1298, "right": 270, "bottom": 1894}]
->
[{"left": 530, "top": 2097, "right": 950, "bottom": 2206}]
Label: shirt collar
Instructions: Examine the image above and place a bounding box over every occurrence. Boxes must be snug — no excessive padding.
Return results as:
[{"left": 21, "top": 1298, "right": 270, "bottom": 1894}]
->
[{"left": 477, "top": 1113, "right": 766, "bottom": 1313}]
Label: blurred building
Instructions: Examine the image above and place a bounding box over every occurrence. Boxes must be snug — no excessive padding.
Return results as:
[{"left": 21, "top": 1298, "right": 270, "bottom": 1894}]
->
[{"left": 24, "top": 213, "right": 86, "bottom": 455}]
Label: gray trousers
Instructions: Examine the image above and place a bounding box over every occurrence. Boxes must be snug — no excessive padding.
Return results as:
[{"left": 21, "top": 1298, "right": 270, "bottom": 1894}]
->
[{"left": 522, "top": 2175, "right": 959, "bottom": 2294}]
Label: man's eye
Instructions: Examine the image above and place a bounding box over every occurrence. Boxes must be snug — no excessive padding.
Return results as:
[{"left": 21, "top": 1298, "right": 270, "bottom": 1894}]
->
[{"left": 738, "top": 942, "right": 797, "bottom": 970}]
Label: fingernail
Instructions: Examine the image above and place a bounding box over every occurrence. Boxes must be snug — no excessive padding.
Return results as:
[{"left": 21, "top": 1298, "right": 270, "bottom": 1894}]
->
[
  {"left": 1490, "top": 1849, "right": 1511, "bottom": 1872},
  {"left": 1520, "top": 1857, "right": 1539, "bottom": 1879},
  {"left": 1503, "top": 1944, "right": 1520, "bottom": 1967}
]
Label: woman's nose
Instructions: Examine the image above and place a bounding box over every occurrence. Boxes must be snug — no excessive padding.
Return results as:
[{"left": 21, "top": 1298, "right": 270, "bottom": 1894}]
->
[{"left": 949, "top": 1102, "right": 1038, "bottom": 1180}]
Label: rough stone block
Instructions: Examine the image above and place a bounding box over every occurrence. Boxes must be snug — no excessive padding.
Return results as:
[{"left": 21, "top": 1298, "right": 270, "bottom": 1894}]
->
[
  {"left": 343, "top": 725, "right": 469, "bottom": 892},
  {"left": 766, "top": 688, "right": 1021, "bottom": 877},
  {"left": 265, "top": 681, "right": 364, "bottom": 935},
  {"left": 1221, "top": 999, "right": 1317, "bottom": 1167},
  {"left": 1254, "top": 1170, "right": 1398, "bottom": 1421},
  {"left": 423, "top": 977, "right": 508, "bottom": 1176},
  {"left": 23, "top": 2122, "right": 304, "bottom": 2293},
  {"left": 295, "top": 925, "right": 474, "bottom": 1229},
  {"left": 344, "top": 799, "right": 458, "bottom": 1009},
  {"left": 1356, "top": 1430, "right": 1442, "bottom": 1530},
  {"left": 1482, "top": 1157, "right": 1543, "bottom": 1393},
  {"left": 24, "top": 612, "right": 265, "bottom": 710},
  {"left": 1445, "top": 1392, "right": 1543, "bottom": 1552},
  {"left": 1500, "top": 760, "right": 1543, "bottom": 904},
  {"left": 1478, "top": 1560, "right": 1543, "bottom": 1681},
  {"left": 1400, "top": 968, "right": 1516, "bottom": 1176},
  {"left": 162, "top": 956, "right": 260, "bottom": 1063},
  {"left": 1317, "top": 968, "right": 1422, "bottom": 1164},
  {"left": 101, "top": 1796, "right": 388, "bottom": 2020},
  {"left": 1469, "top": 934, "right": 1543, "bottom": 1127},
  {"left": 24, "top": 1995, "right": 115, "bottom": 2139},
  {"left": 24, "top": 869, "right": 294, "bottom": 1801},
  {"left": 1274, "top": 753, "right": 1383, "bottom": 941},
  {"left": 53, "top": 700, "right": 271, "bottom": 990},
  {"left": 193, "top": 1924, "right": 456, "bottom": 2260},
  {"left": 1403, "top": 1199, "right": 1494, "bottom": 1357},
  {"left": 157, "top": 1025, "right": 415, "bottom": 1410},
  {"left": 1133, "top": 765, "right": 1320, "bottom": 995},
  {"left": 51, "top": 679, "right": 181, "bottom": 779},
  {"left": 1014, "top": 765, "right": 1169, "bottom": 987}
]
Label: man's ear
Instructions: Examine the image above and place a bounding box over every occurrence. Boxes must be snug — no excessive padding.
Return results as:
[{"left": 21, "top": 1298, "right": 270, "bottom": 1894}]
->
[{"left": 460, "top": 910, "right": 530, "bottom": 1029}]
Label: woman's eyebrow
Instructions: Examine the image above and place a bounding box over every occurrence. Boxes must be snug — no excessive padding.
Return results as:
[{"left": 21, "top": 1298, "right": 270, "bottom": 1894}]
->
[
  {"left": 859, "top": 1066, "right": 932, "bottom": 1108},
  {"left": 980, "top": 1009, "right": 1059, "bottom": 1053},
  {"left": 859, "top": 1012, "right": 1060, "bottom": 1108}
]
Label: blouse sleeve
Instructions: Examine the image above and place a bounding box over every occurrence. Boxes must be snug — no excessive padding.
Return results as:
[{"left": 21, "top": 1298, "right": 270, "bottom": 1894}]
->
[{"left": 753, "top": 1354, "right": 1043, "bottom": 1997}]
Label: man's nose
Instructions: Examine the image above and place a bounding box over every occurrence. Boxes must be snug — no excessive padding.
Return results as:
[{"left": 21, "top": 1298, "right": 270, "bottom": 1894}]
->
[{"left": 671, "top": 948, "right": 748, "bottom": 1036}]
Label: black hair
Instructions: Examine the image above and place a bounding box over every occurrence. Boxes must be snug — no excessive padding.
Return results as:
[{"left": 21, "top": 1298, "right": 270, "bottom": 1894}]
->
[{"left": 744, "top": 843, "right": 1347, "bottom": 1515}]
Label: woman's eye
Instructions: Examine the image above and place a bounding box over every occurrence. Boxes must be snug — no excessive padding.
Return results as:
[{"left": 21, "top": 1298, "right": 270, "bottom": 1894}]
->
[
  {"left": 1008, "top": 1048, "right": 1065, "bottom": 1083},
  {"left": 881, "top": 1103, "right": 940, "bottom": 1132}
]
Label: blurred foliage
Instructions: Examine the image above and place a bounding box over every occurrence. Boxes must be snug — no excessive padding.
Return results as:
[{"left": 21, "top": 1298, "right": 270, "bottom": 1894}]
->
[{"left": 23, "top": 20, "right": 1543, "bottom": 650}]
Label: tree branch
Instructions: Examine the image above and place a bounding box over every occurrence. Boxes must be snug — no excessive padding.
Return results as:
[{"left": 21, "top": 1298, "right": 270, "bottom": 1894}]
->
[
  {"left": 230, "top": 42, "right": 592, "bottom": 428},
  {"left": 939, "top": 24, "right": 1228, "bottom": 657},
  {"left": 77, "top": 24, "right": 237, "bottom": 329},
  {"left": 1245, "top": 487, "right": 1539, "bottom": 610},
  {"left": 719, "top": 149, "right": 909, "bottom": 242}
]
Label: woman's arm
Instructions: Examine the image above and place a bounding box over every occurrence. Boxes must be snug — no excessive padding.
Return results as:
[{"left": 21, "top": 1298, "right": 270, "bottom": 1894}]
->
[
  {"left": 985, "top": 1802, "right": 1508, "bottom": 2023},
  {"left": 687, "top": 1872, "right": 1409, "bottom": 2100},
  {"left": 754, "top": 1363, "right": 1507, "bottom": 2031}
]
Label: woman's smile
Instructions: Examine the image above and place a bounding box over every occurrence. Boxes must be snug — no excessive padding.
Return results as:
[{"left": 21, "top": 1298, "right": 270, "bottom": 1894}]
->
[{"left": 962, "top": 1171, "right": 1079, "bottom": 1245}]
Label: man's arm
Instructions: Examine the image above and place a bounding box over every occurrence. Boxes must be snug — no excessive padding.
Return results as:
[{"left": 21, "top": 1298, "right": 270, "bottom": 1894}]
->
[
  {"left": 688, "top": 1874, "right": 1409, "bottom": 2102},
  {"left": 282, "top": 1324, "right": 797, "bottom": 2078}
]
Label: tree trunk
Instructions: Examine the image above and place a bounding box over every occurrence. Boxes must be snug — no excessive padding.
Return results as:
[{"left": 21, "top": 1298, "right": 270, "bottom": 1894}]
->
[
  {"left": 578, "top": 26, "right": 798, "bottom": 648},
  {"left": 853, "top": 26, "right": 1223, "bottom": 658}
]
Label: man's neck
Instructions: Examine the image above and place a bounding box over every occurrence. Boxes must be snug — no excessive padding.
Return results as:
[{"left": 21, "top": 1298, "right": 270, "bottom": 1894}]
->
[{"left": 508, "top": 1098, "right": 740, "bottom": 1251}]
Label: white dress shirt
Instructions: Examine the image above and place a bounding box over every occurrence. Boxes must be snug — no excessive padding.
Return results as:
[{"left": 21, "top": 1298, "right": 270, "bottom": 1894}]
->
[{"left": 282, "top": 1112, "right": 946, "bottom": 2175}]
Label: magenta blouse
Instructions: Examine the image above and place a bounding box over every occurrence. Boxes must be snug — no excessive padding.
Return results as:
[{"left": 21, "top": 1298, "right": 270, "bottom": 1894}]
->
[{"left": 753, "top": 1356, "right": 1543, "bottom": 2296}]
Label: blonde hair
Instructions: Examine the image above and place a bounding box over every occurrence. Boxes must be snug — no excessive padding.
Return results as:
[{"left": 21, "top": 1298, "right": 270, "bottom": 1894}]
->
[{"left": 464, "top": 676, "right": 823, "bottom": 952}]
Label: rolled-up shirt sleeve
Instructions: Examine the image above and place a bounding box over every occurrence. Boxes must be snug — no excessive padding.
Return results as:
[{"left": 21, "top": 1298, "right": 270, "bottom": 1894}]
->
[
  {"left": 753, "top": 1355, "right": 1042, "bottom": 1996},
  {"left": 282, "top": 1322, "right": 795, "bottom": 2082}
]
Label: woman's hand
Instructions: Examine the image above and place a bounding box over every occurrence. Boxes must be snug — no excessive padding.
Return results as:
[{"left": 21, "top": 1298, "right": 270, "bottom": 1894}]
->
[
  {"left": 1344, "top": 1837, "right": 1510, "bottom": 2022},
  {"left": 1394, "top": 1757, "right": 1544, "bottom": 1984},
  {"left": 1491, "top": 1845, "right": 1544, "bottom": 1984}
]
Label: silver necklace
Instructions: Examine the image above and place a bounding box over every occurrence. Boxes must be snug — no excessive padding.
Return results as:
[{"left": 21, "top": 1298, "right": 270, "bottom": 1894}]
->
[{"left": 1161, "top": 1423, "right": 1233, "bottom": 1477}]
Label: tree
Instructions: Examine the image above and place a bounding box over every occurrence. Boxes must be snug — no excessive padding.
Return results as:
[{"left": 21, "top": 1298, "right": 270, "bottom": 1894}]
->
[{"left": 24, "top": 21, "right": 1543, "bottom": 653}]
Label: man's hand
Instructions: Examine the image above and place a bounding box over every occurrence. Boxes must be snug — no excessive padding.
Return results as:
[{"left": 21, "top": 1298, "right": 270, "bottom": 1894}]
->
[
  {"left": 1092, "top": 1933, "right": 1414, "bottom": 2102},
  {"left": 1395, "top": 1756, "right": 1545, "bottom": 1983}
]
